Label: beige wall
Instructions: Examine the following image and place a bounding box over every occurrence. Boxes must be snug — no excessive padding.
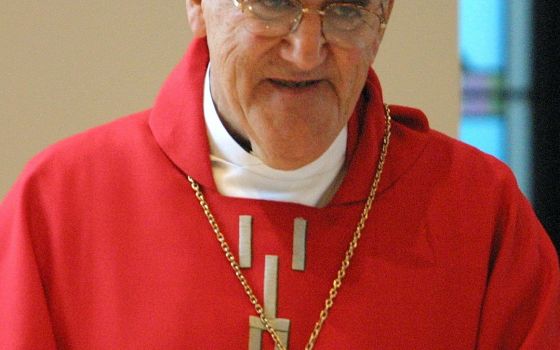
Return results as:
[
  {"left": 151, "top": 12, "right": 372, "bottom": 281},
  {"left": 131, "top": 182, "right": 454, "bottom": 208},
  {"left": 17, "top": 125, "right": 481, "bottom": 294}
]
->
[
  {"left": 0, "top": 1, "right": 459, "bottom": 199},
  {"left": 376, "top": 1, "right": 460, "bottom": 135}
]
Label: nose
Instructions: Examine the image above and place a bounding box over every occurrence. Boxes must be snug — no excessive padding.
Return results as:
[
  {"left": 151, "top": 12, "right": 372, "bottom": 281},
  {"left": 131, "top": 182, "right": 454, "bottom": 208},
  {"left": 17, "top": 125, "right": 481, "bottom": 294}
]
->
[{"left": 279, "top": 12, "right": 328, "bottom": 71}]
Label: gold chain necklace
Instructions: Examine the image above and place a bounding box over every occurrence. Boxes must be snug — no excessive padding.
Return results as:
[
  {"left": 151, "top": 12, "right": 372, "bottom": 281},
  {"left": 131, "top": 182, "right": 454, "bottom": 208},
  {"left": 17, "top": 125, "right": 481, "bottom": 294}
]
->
[{"left": 187, "top": 104, "right": 392, "bottom": 349}]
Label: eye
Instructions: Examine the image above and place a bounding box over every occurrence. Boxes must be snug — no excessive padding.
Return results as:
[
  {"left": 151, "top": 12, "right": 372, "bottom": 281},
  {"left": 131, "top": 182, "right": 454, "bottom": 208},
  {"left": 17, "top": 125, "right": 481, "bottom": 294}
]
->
[
  {"left": 249, "top": 0, "right": 299, "bottom": 21},
  {"left": 329, "top": 4, "right": 363, "bottom": 20},
  {"left": 254, "top": 0, "right": 294, "bottom": 12},
  {"left": 249, "top": 0, "right": 298, "bottom": 20}
]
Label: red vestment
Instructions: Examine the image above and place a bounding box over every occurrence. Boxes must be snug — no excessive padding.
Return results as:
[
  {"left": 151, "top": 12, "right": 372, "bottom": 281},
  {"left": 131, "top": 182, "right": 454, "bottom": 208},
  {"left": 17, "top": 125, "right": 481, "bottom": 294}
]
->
[{"left": 1, "top": 38, "right": 559, "bottom": 349}]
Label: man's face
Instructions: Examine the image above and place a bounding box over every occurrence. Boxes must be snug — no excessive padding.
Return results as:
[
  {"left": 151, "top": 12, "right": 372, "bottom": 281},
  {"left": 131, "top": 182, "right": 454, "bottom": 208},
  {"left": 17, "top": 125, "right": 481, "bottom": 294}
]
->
[{"left": 189, "top": 0, "right": 392, "bottom": 169}]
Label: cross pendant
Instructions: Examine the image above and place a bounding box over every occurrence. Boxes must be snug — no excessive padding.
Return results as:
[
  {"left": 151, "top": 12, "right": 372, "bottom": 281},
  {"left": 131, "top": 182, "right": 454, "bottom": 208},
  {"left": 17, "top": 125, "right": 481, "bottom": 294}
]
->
[{"left": 240, "top": 217, "right": 308, "bottom": 350}]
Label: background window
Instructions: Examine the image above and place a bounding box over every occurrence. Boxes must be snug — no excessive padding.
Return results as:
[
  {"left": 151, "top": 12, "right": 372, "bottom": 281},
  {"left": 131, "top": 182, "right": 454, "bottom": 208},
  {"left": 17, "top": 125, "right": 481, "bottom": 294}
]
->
[{"left": 459, "top": 0, "right": 533, "bottom": 198}]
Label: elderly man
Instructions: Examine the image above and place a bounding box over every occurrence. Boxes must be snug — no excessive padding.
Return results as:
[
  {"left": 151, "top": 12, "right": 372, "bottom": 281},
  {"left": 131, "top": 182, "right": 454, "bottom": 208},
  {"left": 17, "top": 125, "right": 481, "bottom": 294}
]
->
[{"left": 1, "top": 0, "right": 559, "bottom": 349}]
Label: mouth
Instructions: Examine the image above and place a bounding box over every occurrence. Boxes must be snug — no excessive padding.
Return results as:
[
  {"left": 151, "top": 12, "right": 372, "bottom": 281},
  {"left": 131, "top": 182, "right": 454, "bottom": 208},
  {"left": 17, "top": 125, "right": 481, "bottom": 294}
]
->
[{"left": 268, "top": 78, "right": 322, "bottom": 89}]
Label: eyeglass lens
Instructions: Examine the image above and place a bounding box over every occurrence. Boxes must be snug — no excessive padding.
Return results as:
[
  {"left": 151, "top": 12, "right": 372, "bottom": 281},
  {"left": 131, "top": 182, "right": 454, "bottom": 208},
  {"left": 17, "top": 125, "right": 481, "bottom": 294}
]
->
[{"left": 237, "top": 0, "right": 385, "bottom": 48}]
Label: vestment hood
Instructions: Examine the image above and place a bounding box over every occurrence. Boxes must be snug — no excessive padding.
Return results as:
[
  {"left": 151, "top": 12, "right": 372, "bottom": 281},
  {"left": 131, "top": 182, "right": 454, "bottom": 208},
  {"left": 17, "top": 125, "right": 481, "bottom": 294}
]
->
[{"left": 149, "top": 38, "right": 430, "bottom": 205}]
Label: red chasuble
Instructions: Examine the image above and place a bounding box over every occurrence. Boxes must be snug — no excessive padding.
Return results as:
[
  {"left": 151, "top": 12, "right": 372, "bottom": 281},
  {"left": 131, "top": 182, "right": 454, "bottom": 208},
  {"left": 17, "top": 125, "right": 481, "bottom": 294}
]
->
[{"left": 1, "top": 38, "right": 559, "bottom": 349}]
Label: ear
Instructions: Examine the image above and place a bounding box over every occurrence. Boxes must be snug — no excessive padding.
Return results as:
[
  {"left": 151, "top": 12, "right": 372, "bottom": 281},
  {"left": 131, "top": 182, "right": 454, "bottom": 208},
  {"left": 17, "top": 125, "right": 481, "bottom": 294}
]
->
[
  {"left": 384, "top": 0, "right": 395, "bottom": 24},
  {"left": 186, "top": 0, "right": 206, "bottom": 37},
  {"left": 377, "top": 0, "right": 395, "bottom": 40}
]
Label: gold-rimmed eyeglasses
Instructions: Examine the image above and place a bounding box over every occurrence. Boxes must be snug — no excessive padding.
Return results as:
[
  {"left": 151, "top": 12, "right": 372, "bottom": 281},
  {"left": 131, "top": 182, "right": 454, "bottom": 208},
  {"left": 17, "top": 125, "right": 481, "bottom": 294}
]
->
[{"left": 232, "top": 0, "right": 387, "bottom": 48}]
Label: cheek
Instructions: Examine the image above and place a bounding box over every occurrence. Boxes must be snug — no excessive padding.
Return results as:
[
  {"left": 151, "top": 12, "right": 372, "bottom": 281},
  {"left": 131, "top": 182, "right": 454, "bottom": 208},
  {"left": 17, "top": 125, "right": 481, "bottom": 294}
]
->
[
  {"left": 212, "top": 36, "right": 272, "bottom": 119},
  {"left": 330, "top": 46, "right": 374, "bottom": 118},
  {"left": 338, "top": 47, "right": 375, "bottom": 90},
  {"left": 227, "top": 37, "right": 279, "bottom": 97},
  {"left": 353, "top": 35, "right": 382, "bottom": 65},
  {"left": 208, "top": 28, "right": 250, "bottom": 87},
  {"left": 351, "top": 41, "right": 380, "bottom": 85}
]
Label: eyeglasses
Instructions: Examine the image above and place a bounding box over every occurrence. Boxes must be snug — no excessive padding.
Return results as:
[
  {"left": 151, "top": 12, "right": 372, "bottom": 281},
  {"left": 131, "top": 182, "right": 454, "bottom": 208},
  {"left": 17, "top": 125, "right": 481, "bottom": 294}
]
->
[{"left": 232, "top": 0, "right": 387, "bottom": 48}]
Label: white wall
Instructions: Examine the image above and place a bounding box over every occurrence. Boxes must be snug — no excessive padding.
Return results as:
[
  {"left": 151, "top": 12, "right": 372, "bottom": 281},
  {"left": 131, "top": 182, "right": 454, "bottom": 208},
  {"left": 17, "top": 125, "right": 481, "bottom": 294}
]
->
[{"left": 0, "top": 1, "right": 459, "bottom": 199}]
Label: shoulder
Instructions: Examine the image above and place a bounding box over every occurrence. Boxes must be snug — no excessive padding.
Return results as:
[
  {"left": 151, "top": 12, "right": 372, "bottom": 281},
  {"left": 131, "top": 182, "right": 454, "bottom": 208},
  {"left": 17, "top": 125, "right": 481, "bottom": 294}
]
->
[
  {"left": 389, "top": 104, "right": 515, "bottom": 188},
  {"left": 3, "top": 110, "right": 164, "bottom": 202},
  {"left": 386, "top": 105, "right": 557, "bottom": 269},
  {"left": 23, "top": 110, "right": 153, "bottom": 175},
  {"left": 44, "top": 110, "right": 152, "bottom": 158},
  {"left": 385, "top": 104, "right": 527, "bottom": 246}
]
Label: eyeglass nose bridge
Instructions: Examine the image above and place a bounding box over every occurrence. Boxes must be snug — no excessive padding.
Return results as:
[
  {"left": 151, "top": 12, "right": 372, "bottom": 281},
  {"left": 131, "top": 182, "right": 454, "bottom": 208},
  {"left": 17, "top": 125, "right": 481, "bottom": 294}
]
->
[{"left": 289, "top": 7, "right": 327, "bottom": 34}]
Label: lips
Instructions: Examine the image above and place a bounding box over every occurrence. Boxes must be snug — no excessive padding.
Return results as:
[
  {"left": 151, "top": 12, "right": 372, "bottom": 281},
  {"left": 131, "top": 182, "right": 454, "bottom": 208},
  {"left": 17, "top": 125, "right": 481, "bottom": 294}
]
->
[{"left": 269, "top": 78, "right": 321, "bottom": 88}]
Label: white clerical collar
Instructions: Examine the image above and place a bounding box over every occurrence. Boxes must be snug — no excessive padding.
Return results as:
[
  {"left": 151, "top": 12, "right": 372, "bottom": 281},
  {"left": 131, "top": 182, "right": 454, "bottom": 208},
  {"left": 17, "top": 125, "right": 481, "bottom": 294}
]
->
[{"left": 203, "top": 65, "right": 347, "bottom": 207}]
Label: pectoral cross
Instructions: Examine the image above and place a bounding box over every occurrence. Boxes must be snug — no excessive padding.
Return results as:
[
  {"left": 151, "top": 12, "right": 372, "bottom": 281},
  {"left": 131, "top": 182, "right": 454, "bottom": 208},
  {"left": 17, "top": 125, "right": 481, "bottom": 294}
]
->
[
  {"left": 248, "top": 255, "right": 290, "bottom": 350},
  {"left": 239, "top": 216, "right": 308, "bottom": 350}
]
